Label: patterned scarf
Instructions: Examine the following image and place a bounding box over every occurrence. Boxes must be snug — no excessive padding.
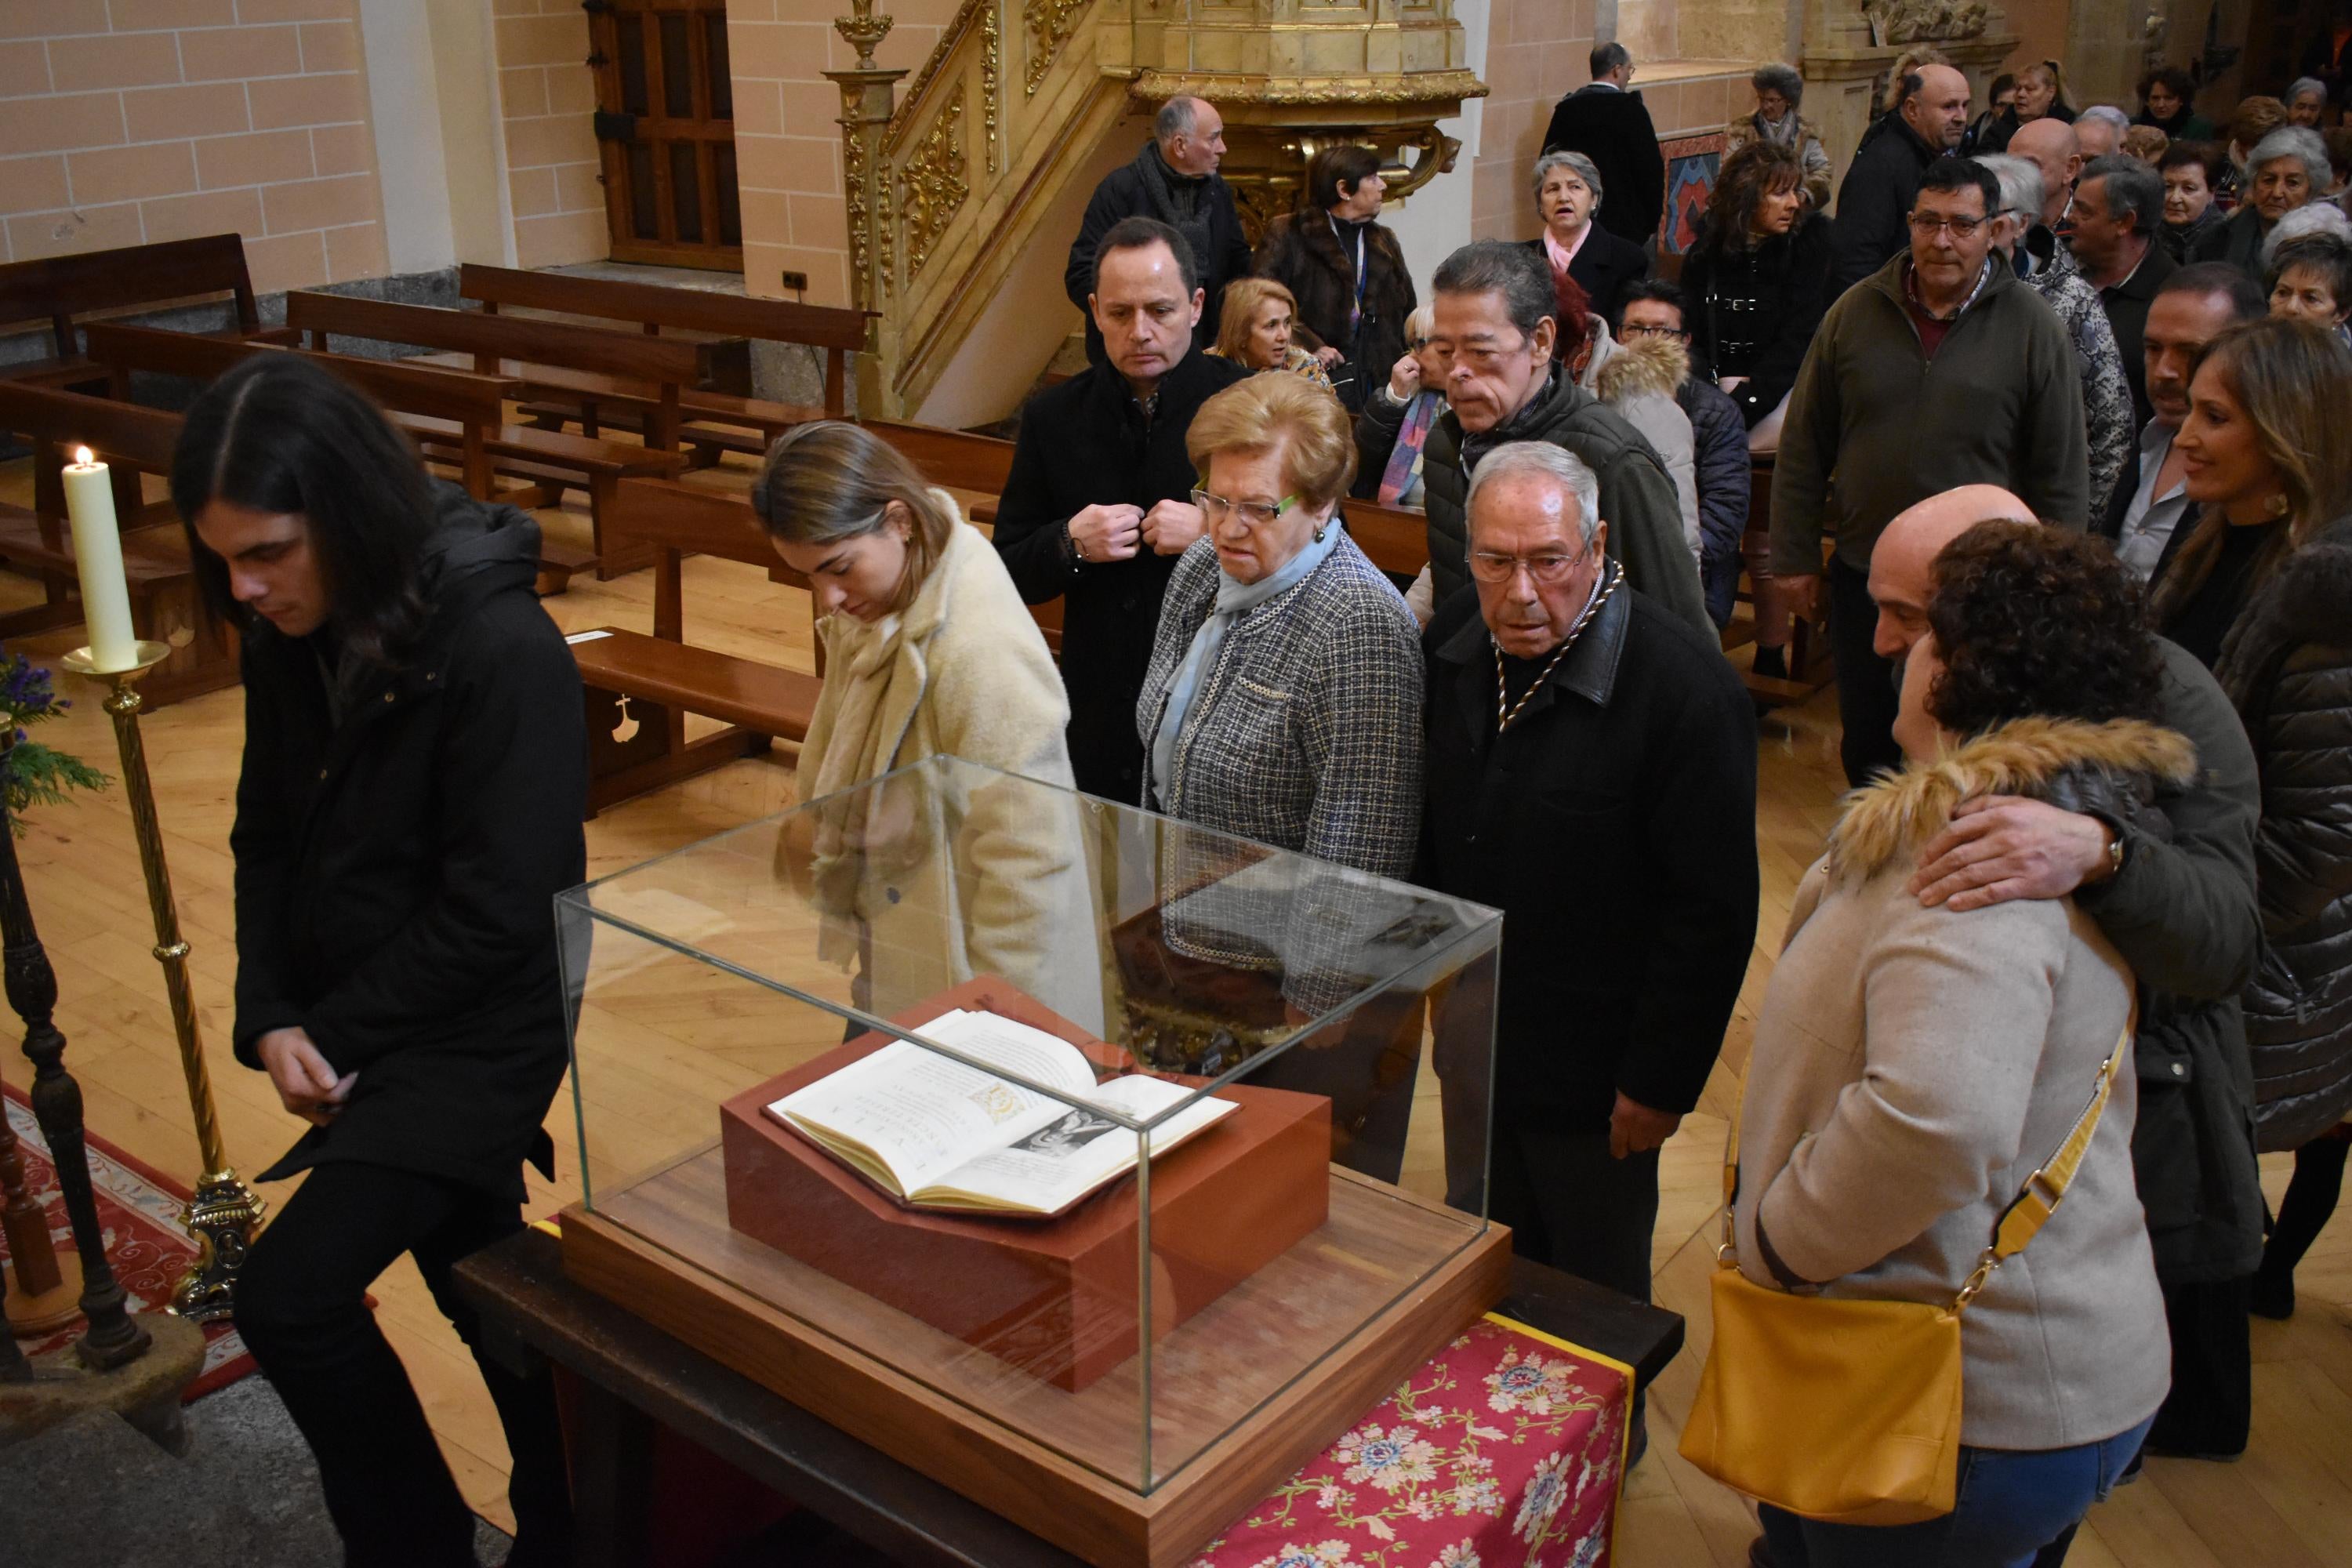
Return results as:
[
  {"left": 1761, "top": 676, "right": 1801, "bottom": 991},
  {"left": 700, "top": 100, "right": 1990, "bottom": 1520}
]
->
[{"left": 1377, "top": 390, "right": 1443, "bottom": 506}]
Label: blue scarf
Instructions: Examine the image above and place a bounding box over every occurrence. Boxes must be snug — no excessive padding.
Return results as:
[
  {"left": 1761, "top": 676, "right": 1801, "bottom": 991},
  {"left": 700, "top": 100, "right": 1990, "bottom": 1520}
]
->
[{"left": 1149, "top": 523, "right": 1343, "bottom": 807}]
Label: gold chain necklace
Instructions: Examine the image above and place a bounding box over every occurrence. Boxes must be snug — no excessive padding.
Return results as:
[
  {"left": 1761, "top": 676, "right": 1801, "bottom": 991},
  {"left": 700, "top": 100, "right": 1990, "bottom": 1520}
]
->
[{"left": 1493, "top": 561, "right": 1621, "bottom": 735}]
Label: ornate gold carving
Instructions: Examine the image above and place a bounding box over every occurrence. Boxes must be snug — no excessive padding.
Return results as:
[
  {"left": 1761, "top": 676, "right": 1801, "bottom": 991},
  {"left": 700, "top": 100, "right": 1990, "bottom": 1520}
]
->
[
  {"left": 842, "top": 112, "right": 876, "bottom": 302},
  {"left": 983, "top": 1, "right": 1000, "bottom": 173},
  {"left": 835, "top": 0, "right": 895, "bottom": 70},
  {"left": 902, "top": 87, "right": 969, "bottom": 280},
  {"left": 891, "top": 0, "right": 987, "bottom": 143},
  {"left": 1024, "top": 0, "right": 1087, "bottom": 94},
  {"left": 1129, "top": 68, "right": 1490, "bottom": 107}
]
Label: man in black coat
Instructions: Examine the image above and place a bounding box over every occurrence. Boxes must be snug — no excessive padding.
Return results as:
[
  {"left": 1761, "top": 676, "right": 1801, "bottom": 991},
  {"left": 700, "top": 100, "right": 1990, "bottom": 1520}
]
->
[
  {"left": 1827, "top": 61, "right": 1971, "bottom": 295},
  {"left": 1001, "top": 216, "right": 1247, "bottom": 800},
  {"left": 2073, "top": 153, "right": 2180, "bottom": 426},
  {"left": 1878, "top": 486, "right": 2267, "bottom": 1468},
  {"left": 1542, "top": 43, "right": 1665, "bottom": 246},
  {"left": 181, "top": 356, "right": 583, "bottom": 1568},
  {"left": 1065, "top": 96, "right": 1254, "bottom": 366},
  {"left": 1422, "top": 441, "right": 1757, "bottom": 1329}
]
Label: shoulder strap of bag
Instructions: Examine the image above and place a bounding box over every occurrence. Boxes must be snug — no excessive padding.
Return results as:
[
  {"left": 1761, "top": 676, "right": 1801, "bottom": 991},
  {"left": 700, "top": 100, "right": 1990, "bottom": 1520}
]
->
[{"left": 1719, "top": 1001, "right": 2136, "bottom": 1312}]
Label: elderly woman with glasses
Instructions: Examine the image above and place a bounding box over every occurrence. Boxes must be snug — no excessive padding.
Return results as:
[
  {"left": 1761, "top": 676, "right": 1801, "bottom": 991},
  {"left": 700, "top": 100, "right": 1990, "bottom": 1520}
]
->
[
  {"left": 1523, "top": 149, "right": 1651, "bottom": 328},
  {"left": 1136, "top": 371, "right": 1421, "bottom": 873}
]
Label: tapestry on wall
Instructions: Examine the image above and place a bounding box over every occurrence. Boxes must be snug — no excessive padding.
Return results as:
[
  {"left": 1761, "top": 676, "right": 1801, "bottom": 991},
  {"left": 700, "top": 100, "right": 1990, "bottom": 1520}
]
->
[{"left": 1660, "top": 132, "right": 1727, "bottom": 256}]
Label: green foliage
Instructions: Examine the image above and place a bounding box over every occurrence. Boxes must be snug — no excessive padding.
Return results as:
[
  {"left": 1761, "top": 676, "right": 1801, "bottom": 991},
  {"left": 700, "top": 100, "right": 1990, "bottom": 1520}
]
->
[{"left": 0, "top": 650, "right": 108, "bottom": 833}]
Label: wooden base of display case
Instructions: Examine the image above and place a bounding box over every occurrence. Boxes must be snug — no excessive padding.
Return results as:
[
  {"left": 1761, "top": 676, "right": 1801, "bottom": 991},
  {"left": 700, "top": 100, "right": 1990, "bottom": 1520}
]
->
[{"left": 561, "top": 1167, "right": 1512, "bottom": 1567}]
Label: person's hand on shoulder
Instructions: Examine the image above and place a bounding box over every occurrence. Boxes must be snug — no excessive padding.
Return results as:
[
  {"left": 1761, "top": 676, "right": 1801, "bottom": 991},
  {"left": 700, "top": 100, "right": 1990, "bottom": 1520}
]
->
[{"left": 1909, "top": 795, "right": 2118, "bottom": 911}]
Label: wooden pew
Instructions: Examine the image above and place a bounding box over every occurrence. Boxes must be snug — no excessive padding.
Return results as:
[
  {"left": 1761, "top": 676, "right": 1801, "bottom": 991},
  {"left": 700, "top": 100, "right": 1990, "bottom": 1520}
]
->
[
  {"left": 572, "top": 478, "right": 822, "bottom": 814},
  {"left": 1337, "top": 495, "right": 1432, "bottom": 579},
  {"left": 459, "top": 263, "right": 866, "bottom": 462},
  {"left": 0, "top": 382, "right": 233, "bottom": 706},
  {"left": 1736, "top": 451, "right": 1834, "bottom": 708},
  {"left": 281, "top": 292, "right": 704, "bottom": 576},
  {"left": 0, "top": 234, "right": 287, "bottom": 390},
  {"left": 77, "top": 321, "right": 600, "bottom": 597}
]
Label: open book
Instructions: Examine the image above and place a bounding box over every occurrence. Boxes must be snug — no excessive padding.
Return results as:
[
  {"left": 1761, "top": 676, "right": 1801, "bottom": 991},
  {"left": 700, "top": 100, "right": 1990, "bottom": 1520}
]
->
[{"left": 765, "top": 1008, "right": 1237, "bottom": 1218}]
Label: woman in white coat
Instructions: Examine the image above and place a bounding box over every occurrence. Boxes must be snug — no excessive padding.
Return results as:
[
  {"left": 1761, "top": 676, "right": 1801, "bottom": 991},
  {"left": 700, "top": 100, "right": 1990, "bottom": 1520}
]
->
[{"left": 756, "top": 420, "right": 1105, "bottom": 1029}]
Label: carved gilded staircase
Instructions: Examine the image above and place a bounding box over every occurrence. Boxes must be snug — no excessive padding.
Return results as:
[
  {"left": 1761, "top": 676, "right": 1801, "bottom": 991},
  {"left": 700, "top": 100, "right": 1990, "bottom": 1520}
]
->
[{"left": 825, "top": 0, "right": 1483, "bottom": 423}]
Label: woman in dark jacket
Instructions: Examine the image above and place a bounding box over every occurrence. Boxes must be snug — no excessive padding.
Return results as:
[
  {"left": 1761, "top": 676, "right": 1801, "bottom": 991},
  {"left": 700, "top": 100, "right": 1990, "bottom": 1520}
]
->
[
  {"left": 1522, "top": 150, "right": 1651, "bottom": 334},
  {"left": 2153, "top": 317, "right": 2352, "bottom": 1327},
  {"left": 1252, "top": 142, "right": 1415, "bottom": 410},
  {"left": 2137, "top": 64, "right": 2218, "bottom": 142},
  {"left": 1679, "top": 137, "right": 1832, "bottom": 434},
  {"left": 176, "top": 355, "right": 584, "bottom": 1568}
]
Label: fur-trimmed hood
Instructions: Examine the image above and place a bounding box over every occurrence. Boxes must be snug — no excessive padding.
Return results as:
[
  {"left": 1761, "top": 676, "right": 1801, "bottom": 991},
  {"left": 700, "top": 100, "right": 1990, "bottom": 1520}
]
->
[
  {"left": 2219, "top": 513, "right": 2352, "bottom": 716},
  {"left": 1592, "top": 327, "right": 1690, "bottom": 403},
  {"left": 1828, "top": 717, "right": 2198, "bottom": 882}
]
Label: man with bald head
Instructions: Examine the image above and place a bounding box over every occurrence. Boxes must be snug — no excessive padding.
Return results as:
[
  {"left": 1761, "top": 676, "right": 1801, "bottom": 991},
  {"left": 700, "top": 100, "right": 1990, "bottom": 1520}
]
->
[
  {"left": 1065, "top": 95, "right": 1252, "bottom": 365},
  {"left": 1830, "top": 62, "right": 1973, "bottom": 292},
  {"left": 1875, "top": 483, "right": 2268, "bottom": 1467},
  {"left": 2009, "top": 114, "right": 2084, "bottom": 247}
]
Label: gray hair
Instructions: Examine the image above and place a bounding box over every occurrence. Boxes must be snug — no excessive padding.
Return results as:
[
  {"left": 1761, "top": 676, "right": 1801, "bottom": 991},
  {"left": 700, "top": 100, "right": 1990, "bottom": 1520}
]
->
[
  {"left": 1432, "top": 240, "right": 1559, "bottom": 341},
  {"left": 2262, "top": 199, "right": 2352, "bottom": 266},
  {"left": 1532, "top": 149, "right": 1605, "bottom": 205},
  {"left": 2082, "top": 152, "right": 2163, "bottom": 234},
  {"left": 1751, "top": 63, "right": 1803, "bottom": 108},
  {"left": 1466, "top": 442, "right": 1602, "bottom": 548},
  {"left": 2249, "top": 125, "right": 2331, "bottom": 187},
  {"left": 2288, "top": 76, "right": 2329, "bottom": 107},
  {"left": 1976, "top": 153, "right": 2045, "bottom": 223},
  {"left": 1155, "top": 96, "right": 1201, "bottom": 143},
  {"left": 2078, "top": 104, "right": 2132, "bottom": 137}
]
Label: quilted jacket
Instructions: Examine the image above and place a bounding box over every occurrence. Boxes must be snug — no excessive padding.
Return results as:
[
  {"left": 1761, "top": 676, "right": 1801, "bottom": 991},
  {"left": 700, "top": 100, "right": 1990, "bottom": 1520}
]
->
[{"left": 2216, "top": 514, "right": 2352, "bottom": 1149}]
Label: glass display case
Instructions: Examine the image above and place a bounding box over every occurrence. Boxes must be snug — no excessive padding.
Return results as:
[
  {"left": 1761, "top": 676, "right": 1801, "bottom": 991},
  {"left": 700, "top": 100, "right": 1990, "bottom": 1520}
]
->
[{"left": 557, "top": 755, "right": 1503, "bottom": 1509}]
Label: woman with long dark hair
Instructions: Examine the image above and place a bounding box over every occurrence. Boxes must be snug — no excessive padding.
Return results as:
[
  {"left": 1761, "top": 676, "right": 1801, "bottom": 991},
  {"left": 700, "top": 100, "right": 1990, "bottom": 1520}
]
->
[
  {"left": 1251, "top": 142, "right": 1416, "bottom": 409},
  {"left": 2151, "top": 317, "right": 2352, "bottom": 1349},
  {"left": 176, "top": 354, "right": 582, "bottom": 1568}
]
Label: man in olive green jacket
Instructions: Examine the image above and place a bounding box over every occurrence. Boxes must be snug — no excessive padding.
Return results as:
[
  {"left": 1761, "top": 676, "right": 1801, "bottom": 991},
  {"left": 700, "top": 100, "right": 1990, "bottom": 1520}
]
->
[{"left": 1769, "top": 159, "right": 2090, "bottom": 784}]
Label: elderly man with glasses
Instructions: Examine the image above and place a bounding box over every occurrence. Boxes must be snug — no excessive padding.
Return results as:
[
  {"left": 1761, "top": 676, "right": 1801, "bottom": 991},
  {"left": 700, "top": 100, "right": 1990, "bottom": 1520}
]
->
[
  {"left": 1420, "top": 439, "right": 1757, "bottom": 1466},
  {"left": 1771, "top": 157, "right": 2090, "bottom": 785}
]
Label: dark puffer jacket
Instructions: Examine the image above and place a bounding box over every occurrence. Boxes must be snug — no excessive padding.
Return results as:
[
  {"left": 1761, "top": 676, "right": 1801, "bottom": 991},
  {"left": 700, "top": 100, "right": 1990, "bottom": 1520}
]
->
[
  {"left": 2216, "top": 514, "right": 2352, "bottom": 1149},
  {"left": 1354, "top": 366, "right": 1710, "bottom": 638}
]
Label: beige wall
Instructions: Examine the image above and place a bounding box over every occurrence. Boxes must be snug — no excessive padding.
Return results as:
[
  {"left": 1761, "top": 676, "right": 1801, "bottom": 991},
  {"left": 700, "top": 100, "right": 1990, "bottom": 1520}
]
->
[
  {"left": 0, "top": 0, "right": 390, "bottom": 292},
  {"left": 728, "top": 0, "right": 962, "bottom": 307},
  {"left": 1473, "top": 0, "right": 1598, "bottom": 241},
  {"left": 491, "top": 0, "right": 604, "bottom": 268}
]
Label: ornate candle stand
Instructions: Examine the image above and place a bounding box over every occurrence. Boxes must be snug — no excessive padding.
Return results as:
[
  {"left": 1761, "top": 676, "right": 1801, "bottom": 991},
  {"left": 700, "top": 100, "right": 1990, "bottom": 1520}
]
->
[
  {"left": 64, "top": 643, "right": 263, "bottom": 1323},
  {"left": 0, "top": 743, "right": 148, "bottom": 1370}
]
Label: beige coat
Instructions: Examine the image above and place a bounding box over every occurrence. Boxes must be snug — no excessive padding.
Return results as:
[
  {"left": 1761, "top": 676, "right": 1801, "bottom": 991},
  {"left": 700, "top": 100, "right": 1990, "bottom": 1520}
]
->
[
  {"left": 1733, "top": 718, "right": 2190, "bottom": 1450},
  {"left": 793, "top": 499, "right": 1106, "bottom": 1029}
]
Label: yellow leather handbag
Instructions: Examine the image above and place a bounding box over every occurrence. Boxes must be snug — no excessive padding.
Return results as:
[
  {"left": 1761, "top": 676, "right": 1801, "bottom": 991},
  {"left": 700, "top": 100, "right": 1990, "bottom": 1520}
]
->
[{"left": 1677, "top": 1016, "right": 2132, "bottom": 1526}]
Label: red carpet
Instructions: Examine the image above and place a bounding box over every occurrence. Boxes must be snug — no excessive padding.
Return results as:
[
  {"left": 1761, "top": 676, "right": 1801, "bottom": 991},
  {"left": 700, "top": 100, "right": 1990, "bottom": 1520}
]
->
[{"left": 4, "top": 1084, "right": 258, "bottom": 1400}]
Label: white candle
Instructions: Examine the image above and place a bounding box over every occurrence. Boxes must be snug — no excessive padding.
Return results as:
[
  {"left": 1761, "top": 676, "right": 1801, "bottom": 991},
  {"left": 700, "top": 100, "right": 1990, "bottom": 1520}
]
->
[{"left": 61, "top": 446, "right": 138, "bottom": 673}]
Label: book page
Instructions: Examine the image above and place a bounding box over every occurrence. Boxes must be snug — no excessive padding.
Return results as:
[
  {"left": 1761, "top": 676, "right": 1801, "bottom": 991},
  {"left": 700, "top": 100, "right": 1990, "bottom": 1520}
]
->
[
  {"left": 767, "top": 1009, "right": 1098, "bottom": 1196},
  {"left": 917, "top": 1073, "right": 1236, "bottom": 1214}
]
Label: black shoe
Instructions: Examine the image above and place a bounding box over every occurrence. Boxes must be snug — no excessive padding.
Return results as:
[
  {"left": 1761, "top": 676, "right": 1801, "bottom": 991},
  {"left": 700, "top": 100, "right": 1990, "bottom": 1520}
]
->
[
  {"left": 1747, "top": 1535, "right": 1777, "bottom": 1568},
  {"left": 2249, "top": 1269, "right": 2295, "bottom": 1320},
  {"left": 2142, "top": 1432, "right": 2245, "bottom": 1463},
  {"left": 1751, "top": 645, "right": 1788, "bottom": 680}
]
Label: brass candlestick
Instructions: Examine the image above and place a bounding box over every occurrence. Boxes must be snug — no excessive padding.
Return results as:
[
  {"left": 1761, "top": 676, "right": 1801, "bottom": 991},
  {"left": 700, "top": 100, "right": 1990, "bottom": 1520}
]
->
[{"left": 63, "top": 642, "right": 263, "bottom": 1323}]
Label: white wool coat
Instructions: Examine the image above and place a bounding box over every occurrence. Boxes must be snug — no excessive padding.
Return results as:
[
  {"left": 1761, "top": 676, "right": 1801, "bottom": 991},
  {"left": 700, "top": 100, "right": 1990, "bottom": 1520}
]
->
[{"left": 792, "top": 497, "right": 1106, "bottom": 1029}]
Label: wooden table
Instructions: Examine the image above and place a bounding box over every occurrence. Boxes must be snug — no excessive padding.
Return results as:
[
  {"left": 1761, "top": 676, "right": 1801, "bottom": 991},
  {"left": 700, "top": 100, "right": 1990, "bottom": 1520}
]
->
[{"left": 453, "top": 1225, "right": 1682, "bottom": 1568}]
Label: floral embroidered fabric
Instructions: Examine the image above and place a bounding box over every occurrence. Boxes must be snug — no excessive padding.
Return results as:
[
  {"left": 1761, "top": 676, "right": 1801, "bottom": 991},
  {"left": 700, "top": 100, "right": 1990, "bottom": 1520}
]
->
[{"left": 1189, "top": 1315, "right": 1632, "bottom": 1568}]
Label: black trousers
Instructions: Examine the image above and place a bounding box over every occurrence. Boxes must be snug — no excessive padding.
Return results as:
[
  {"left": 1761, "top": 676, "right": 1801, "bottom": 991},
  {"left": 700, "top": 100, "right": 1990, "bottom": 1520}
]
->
[
  {"left": 1488, "top": 1123, "right": 1660, "bottom": 1305},
  {"left": 237, "top": 1161, "right": 572, "bottom": 1568},
  {"left": 2151, "top": 1275, "right": 2252, "bottom": 1456},
  {"left": 1828, "top": 556, "right": 1904, "bottom": 788}
]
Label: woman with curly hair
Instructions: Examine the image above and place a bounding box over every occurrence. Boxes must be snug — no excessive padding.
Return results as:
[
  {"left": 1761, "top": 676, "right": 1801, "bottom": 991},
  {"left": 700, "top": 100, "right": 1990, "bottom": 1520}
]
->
[
  {"left": 2151, "top": 317, "right": 2352, "bottom": 1327},
  {"left": 1679, "top": 137, "right": 1832, "bottom": 437},
  {"left": 1726, "top": 521, "right": 2180, "bottom": 1561},
  {"left": 1723, "top": 62, "right": 1831, "bottom": 212}
]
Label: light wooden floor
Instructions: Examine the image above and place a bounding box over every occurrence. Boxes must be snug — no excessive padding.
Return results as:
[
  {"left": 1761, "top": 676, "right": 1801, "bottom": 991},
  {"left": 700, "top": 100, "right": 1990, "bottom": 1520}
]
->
[{"left": 3, "top": 466, "right": 2344, "bottom": 1563}]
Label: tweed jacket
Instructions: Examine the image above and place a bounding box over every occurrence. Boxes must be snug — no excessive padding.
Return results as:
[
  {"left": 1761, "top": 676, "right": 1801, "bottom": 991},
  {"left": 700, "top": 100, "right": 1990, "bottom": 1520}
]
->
[
  {"left": 2023, "top": 241, "right": 2136, "bottom": 516},
  {"left": 1736, "top": 717, "right": 2192, "bottom": 1450},
  {"left": 1137, "top": 531, "right": 1423, "bottom": 878}
]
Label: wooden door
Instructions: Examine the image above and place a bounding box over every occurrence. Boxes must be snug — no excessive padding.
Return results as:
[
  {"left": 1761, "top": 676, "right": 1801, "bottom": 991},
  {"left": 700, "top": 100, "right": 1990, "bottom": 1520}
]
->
[{"left": 586, "top": 0, "right": 743, "bottom": 270}]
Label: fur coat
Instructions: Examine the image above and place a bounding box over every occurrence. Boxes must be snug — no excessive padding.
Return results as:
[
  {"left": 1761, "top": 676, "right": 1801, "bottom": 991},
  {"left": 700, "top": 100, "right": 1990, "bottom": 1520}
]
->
[
  {"left": 2215, "top": 514, "right": 2352, "bottom": 1148},
  {"left": 1252, "top": 210, "right": 1417, "bottom": 397},
  {"left": 1737, "top": 717, "right": 2191, "bottom": 1450},
  {"left": 1584, "top": 325, "right": 1702, "bottom": 568}
]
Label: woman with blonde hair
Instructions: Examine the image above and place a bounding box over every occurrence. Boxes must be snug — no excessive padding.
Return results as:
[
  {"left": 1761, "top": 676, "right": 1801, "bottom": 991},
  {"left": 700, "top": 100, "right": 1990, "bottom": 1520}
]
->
[
  {"left": 2150, "top": 319, "right": 2352, "bottom": 1348},
  {"left": 1209, "top": 276, "right": 1334, "bottom": 388},
  {"left": 755, "top": 420, "right": 1099, "bottom": 1025}
]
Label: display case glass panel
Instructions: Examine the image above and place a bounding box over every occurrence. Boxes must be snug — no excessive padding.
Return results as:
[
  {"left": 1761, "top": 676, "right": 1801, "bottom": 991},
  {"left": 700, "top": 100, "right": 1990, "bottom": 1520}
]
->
[{"left": 559, "top": 756, "right": 1502, "bottom": 1495}]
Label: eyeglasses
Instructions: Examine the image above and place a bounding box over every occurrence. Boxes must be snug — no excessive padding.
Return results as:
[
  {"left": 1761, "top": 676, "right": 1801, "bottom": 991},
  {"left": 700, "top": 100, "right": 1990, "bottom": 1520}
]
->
[
  {"left": 1620, "top": 322, "right": 1689, "bottom": 340},
  {"left": 1469, "top": 550, "right": 1585, "bottom": 584},
  {"left": 1908, "top": 212, "right": 1987, "bottom": 238},
  {"left": 1192, "top": 488, "right": 1300, "bottom": 529}
]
